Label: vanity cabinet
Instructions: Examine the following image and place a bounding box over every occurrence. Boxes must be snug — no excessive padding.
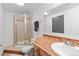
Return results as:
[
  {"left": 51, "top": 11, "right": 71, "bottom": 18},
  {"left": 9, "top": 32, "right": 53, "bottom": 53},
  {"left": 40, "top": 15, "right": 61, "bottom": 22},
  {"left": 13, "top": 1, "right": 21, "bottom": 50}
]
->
[{"left": 33, "top": 35, "right": 61, "bottom": 56}]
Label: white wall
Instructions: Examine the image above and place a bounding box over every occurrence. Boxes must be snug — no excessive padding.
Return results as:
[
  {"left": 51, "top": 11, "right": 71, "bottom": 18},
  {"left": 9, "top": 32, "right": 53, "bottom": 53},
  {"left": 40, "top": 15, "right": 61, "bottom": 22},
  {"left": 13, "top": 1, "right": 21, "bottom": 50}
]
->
[
  {"left": 33, "top": 4, "right": 61, "bottom": 38},
  {"left": 3, "top": 11, "right": 23, "bottom": 46},
  {"left": 0, "top": 4, "right": 4, "bottom": 44},
  {"left": 32, "top": 13, "right": 44, "bottom": 38},
  {"left": 44, "top": 6, "right": 79, "bottom": 35}
]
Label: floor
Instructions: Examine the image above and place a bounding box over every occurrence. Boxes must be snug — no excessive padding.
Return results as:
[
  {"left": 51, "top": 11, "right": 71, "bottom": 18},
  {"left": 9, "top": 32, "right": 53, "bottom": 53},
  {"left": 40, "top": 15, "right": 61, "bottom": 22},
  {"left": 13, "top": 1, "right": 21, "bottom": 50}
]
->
[
  {"left": 3, "top": 53, "right": 23, "bottom": 56},
  {"left": 3, "top": 46, "right": 24, "bottom": 56}
]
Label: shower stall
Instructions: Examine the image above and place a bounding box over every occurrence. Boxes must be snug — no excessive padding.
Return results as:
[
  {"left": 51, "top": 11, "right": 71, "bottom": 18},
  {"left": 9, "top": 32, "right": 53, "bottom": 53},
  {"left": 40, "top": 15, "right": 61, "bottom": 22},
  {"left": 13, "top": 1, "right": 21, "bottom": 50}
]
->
[{"left": 14, "top": 14, "right": 33, "bottom": 49}]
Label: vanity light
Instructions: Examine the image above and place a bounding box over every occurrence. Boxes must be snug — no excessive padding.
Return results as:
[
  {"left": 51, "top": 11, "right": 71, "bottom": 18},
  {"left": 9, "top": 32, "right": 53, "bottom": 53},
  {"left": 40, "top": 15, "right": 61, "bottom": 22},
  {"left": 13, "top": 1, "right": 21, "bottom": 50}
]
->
[
  {"left": 44, "top": 12, "right": 48, "bottom": 15},
  {"left": 16, "top": 3, "right": 24, "bottom": 6}
]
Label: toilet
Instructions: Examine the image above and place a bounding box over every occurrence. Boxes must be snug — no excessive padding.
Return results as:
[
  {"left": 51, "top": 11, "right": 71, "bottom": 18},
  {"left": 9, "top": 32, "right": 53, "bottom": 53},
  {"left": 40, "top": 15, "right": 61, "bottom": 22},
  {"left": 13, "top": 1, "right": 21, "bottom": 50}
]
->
[{"left": 22, "top": 45, "right": 34, "bottom": 56}]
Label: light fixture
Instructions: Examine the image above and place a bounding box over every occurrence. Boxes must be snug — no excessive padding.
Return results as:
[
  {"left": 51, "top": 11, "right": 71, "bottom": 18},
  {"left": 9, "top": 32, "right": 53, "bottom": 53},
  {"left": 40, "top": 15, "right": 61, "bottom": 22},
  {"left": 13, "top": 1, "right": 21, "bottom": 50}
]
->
[
  {"left": 16, "top": 3, "right": 24, "bottom": 6},
  {"left": 44, "top": 12, "right": 48, "bottom": 15}
]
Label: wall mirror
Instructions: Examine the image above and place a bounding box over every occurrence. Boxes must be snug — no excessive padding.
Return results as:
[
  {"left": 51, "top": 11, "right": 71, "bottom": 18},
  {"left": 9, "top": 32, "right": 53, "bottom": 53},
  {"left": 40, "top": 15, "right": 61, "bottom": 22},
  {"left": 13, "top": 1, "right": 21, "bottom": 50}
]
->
[{"left": 52, "top": 15, "right": 64, "bottom": 33}]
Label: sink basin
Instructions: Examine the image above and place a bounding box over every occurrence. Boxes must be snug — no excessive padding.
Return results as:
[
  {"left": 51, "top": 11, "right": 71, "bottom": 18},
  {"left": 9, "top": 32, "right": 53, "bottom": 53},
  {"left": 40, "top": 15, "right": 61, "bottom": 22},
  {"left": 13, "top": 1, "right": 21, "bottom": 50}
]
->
[{"left": 51, "top": 43, "right": 79, "bottom": 56}]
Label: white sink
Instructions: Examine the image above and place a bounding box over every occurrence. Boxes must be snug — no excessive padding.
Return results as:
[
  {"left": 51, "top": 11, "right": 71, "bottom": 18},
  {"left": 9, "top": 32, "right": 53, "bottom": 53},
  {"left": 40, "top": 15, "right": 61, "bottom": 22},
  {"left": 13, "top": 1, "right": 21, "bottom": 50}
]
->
[
  {"left": 51, "top": 43, "right": 79, "bottom": 56},
  {"left": 0, "top": 46, "right": 4, "bottom": 56}
]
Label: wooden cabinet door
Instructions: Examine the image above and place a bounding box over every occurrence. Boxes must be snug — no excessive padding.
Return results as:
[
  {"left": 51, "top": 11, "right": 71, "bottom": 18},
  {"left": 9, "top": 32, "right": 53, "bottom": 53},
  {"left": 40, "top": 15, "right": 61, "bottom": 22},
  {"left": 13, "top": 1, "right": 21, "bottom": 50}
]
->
[
  {"left": 39, "top": 48, "right": 50, "bottom": 56},
  {"left": 34, "top": 47, "right": 50, "bottom": 56}
]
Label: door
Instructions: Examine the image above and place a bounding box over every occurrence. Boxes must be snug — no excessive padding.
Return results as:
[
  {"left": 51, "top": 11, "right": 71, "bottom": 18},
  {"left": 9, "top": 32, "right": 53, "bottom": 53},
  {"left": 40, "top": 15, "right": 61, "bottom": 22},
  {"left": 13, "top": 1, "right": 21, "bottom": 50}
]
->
[
  {"left": 14, "top": 16, "right": 33, "bottom": 45},
  {"left": 14, "top": 16, "right": 25, "bottom": 45}
]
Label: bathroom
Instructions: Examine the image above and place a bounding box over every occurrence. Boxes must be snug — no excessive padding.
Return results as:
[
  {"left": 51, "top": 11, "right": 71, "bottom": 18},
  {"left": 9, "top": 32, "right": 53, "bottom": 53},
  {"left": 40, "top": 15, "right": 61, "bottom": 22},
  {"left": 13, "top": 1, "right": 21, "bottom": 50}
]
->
[{"left": 0, "top": 3, "right": 79, "bottom": 56}]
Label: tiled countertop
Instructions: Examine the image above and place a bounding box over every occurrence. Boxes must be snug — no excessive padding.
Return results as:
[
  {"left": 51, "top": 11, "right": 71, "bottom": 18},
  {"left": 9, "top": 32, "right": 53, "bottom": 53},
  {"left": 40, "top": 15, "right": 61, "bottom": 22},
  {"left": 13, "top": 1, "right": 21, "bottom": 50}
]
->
[{"left": 44, "top": 33, "right": 79, "bottom": 40}]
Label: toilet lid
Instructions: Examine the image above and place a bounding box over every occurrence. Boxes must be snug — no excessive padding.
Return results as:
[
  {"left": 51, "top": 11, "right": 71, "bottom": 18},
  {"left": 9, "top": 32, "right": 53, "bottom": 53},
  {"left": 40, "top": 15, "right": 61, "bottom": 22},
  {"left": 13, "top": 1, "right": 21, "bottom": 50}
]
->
[{"left": 22, "top": 45, "right": 33, "bottom": 51}]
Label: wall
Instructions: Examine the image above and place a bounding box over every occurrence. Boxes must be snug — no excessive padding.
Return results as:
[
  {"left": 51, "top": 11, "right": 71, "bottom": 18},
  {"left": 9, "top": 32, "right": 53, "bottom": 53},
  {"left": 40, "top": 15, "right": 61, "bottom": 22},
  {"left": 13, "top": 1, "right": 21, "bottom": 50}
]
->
[
  {"left": 33, "top": 4, "right": 62, "bottom": 38},
  {"left": 32, "top": 13, "right": 44, "bottom": 38},
  {"left": 44, "top": 5, "right": 79, "bottom": 35},
  {"left": 0, "top": 4, "right": 4, "bottom": 44},
  {"left": 3, "top": 11, "right": 23, "bottom": 46}
]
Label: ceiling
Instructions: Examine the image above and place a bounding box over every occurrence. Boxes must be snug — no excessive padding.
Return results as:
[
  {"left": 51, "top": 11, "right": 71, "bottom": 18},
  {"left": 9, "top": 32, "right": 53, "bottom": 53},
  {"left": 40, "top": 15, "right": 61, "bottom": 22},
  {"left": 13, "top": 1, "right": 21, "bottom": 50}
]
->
[
  {"left": 47, "top": 3, "right": 79, "bottom": 15},
  {"left": 2, "top": 3, "right": 79, "bottom": 15},
  {"left": 2, "top": 3, "right": 56, "bottom": 14}
]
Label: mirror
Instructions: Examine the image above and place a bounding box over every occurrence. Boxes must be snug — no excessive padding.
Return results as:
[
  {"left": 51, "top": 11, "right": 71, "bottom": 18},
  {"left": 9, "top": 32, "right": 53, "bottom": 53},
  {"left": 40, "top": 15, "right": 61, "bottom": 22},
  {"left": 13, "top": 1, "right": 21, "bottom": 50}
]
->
[{"left": 52, "top": 15, "right": 64, "bottom": 33}]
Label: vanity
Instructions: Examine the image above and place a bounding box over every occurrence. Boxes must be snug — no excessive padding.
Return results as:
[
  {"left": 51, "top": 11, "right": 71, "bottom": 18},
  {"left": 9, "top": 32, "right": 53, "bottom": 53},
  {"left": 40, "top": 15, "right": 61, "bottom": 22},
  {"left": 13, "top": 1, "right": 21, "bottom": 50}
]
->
[
  {"left": 33, "top": 34, "right": 63, "bottom": 56},
  {"left": 33, "top": 34, "right": 79, "bottom": 56}
]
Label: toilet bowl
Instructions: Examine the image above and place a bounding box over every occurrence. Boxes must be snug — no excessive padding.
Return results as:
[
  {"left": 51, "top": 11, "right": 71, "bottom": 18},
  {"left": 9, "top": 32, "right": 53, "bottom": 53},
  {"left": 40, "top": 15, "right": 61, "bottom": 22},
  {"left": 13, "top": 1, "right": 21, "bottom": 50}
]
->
[{"left": 22, "top": 45, "right": 34, "bottom": 56}]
